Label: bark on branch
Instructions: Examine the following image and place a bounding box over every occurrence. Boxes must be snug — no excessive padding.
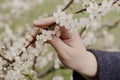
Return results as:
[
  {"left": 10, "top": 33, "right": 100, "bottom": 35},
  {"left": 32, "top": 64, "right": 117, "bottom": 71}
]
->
[{"left": 75, "top": 0, "right": 119, "bottom": 14}]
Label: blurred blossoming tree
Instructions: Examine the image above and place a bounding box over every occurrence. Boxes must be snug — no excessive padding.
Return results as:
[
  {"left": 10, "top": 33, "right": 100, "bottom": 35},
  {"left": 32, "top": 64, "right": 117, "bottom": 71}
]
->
[{"left": 0, "top": 0, "right": 120, "bottom": 80}]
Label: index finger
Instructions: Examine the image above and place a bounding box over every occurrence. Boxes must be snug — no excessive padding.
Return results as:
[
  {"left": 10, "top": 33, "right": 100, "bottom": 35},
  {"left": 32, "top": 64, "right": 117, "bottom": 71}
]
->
[{"left": 33, "top": 17, "right": 55, "bottom": 28}]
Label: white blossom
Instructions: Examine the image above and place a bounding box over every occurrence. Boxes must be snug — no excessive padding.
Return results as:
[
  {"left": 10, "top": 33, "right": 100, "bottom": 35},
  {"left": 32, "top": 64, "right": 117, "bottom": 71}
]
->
[
  {"left": 54, "top": 58, "right": 61, "bottom": 69},
  {"left": 100, "top": 0, "right": 113, "bottom": 14},
  {"left": 79, "top": 18, "right": 90, "bottom": 28},
  {"left": 87, "top": 2, "right": 100, "bottom": 20},
  {"left": 53, "top": 10, "right": 80, "bottom": 32}
]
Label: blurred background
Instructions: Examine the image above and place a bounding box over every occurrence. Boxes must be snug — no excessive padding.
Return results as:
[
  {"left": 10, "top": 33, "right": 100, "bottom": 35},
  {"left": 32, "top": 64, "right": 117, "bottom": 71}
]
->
[{"left": 0, "top": 0, "right": 120, "bottom": 80}]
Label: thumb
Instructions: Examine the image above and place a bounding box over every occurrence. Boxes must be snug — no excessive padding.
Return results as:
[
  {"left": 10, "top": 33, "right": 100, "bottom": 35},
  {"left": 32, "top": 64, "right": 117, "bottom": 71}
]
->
[{"left": 48, "top": 35, "right": 70, "bottom": 58}]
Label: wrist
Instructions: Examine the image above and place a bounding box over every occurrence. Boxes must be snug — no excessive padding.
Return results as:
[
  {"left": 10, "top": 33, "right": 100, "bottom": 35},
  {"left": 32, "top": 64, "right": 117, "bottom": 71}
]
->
[{"left": 74, "top": 51, "right": 97, "bottom": 79}]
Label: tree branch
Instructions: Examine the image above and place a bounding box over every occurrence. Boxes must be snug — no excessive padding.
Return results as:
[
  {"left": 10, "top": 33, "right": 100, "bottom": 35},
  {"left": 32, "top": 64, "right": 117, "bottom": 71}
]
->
[
  {"left": 80, "top": 27, "right": 86, "bottom": 36},
  {"left": 32, "top": 56, "right": 37, "bottom": 70},
  {"left": 75, "top": 0, "right": 119, "bottom": 14},
  {"left": 103, "top": 19, "right": 120, "bottom": 30},
  {"left": 62, "top": 0, "right": 74, "bottom": 11},
  {"left": 0, "top": 54, "right": 11, "bottom": 63}
]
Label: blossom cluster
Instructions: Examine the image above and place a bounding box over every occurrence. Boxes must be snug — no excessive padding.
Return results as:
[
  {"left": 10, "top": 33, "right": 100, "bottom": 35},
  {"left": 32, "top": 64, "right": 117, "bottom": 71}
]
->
[{"left": 53, "top": 10, "right": 80, "bottom": 32}]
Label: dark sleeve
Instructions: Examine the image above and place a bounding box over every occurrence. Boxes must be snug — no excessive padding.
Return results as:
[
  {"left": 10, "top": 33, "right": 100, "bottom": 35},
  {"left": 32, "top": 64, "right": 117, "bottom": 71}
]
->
[
  {"left": 73, "top": 71, "right": 86, "bottom": 80},
  {"left": 73, "top": 49, "right": 120, "bottom": 80}
]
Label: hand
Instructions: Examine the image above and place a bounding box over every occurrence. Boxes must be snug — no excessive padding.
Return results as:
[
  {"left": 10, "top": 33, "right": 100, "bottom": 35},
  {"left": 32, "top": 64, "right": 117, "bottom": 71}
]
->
[{"left": 33, "top": 17, "right": 97, "bottom": 79}]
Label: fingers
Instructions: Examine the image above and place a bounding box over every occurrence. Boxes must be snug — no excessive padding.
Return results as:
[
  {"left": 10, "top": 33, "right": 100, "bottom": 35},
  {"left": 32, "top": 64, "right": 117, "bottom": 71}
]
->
[
  {"left": 33, "top": 17, "right": 55, "bottom": 28},
  {"left": 33, "top": 17, "right": 70, "bottom": 59},
  {"left": 48, "top": 35, "right": 70, "bottom": 58},
  {"left": 33, "top": 17, "right": 83, "bottom": 48},
  {"left": 60, "top": 26, "right": 83, "bottom": 47}
]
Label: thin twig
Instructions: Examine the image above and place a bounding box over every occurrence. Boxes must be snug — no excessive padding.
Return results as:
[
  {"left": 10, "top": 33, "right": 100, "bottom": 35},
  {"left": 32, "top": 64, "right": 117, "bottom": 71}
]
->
[
  {"left": 112, "top": 0, "right": 119, "bottom": 5},
  {"left": 0, "top": 54, "right": 11, "bottom": 63},
  {"left": 32, "top": 56, "right": 37, "bottom": 70},
  {"left": 62, "top": 0, "right": 74, "bottom": 11},
  {"left": 92, "top": 19, "right": 120, "bottom": 33},
  {"left": 103, "top": 19, "right": 120, "bottom": 30},
  {"left": 80, "top": 27, "right": 86, "bottom": 36}
]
